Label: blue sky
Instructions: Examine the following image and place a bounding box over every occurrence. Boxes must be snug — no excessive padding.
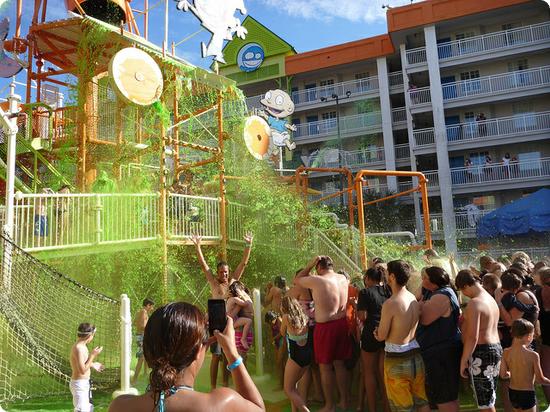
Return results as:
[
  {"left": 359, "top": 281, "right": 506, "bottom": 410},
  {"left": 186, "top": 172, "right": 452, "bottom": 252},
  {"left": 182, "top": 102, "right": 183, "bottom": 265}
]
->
[{"left": 0, "top": 0, "right": 412, "bottom": 99}]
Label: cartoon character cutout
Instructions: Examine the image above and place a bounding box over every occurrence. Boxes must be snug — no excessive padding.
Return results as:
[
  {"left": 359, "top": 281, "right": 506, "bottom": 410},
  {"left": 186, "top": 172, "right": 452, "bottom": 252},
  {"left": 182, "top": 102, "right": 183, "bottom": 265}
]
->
[
  {"left": 259, "top": 89, "right": 297, "bottom": 156},
  {"left": 175, "top": 0, "right": 247, "bottom": 63}
]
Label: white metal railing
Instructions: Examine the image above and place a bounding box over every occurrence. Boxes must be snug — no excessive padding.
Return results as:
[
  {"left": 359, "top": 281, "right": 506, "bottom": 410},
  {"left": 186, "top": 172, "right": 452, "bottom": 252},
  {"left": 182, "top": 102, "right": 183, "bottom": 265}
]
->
[
  {"left": 309, "top": 227, "right": 362, "bottom": 275},
  {"left": 437, "top": 22, "right": 550, "bottom": 61},
  {"left": 395, "top": 144, "right": 410, "bottom": 160},
  {"left": 446, "top": 111, "right": 550, "bottom": 144},
  {"left": 228, "top": 202, "right": 247, "bottom": 242},
  {"left": 423, "top": 171, "right": 440, "bottom": 189},
  {"left": 294, "top": 111, "right": 382, "bottom": 139},
  {"left": 389, "top": 71, "right": 404, "bottom": 88},
  {"left": 413, "top": 127, "right": 436, "bottom": 147},
  {"left": 344, "top": 147, "right": 385, "bottom": 167},
  {"left": 442, "top": 66, "right": 550, "bottom": 102},
  {"left": 392, "top": 107, "right": 407, "bottom": 124},
  {"left": 408, "top": 86, "right": 431, "bottom": 106},
  {"left": 167, "top": 194, "right": 220, "bottom": 239},
  {"left": 13, "top": 193, "right": 160, "bottom": 251},
  {"left": 291, "top": 76, "right": 380, "bottom": 106},
  {"left": 398, "top": 181, "right": 414, "bottom": 193},
  {"left": 406, "top": 46, "right": 428, "bottom": 65},
  {"left": 449, "top": 157, "right": 550, "bottom": 187}
]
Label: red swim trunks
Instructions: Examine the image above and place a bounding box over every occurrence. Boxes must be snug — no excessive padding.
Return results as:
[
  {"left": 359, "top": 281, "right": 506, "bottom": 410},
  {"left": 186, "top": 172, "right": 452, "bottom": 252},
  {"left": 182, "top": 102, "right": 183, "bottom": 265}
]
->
[{"left": 314, "top": 317, "right": 352, "bottom": 364}]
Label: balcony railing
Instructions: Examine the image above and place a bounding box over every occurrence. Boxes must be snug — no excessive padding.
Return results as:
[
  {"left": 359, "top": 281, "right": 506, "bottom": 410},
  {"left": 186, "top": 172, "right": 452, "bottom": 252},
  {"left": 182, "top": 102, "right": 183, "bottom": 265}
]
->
[
  {"left": 344, "top": 147, "right": 385, "bottom": 167},
  {"left": 405, "top": 46, "right": 428, "bottom": 66},
  {"left": 294, "top": 111, "right": 382, "bottom": 139},
  {"left": 446, "top": 111, "right": 550, "bottom": 144},
  {"left": 442, "top": 66, "right": 550, "bottom": 102},
  {"left": 414, "top": 111, "right": 550, "bottom": 148},
  {"left": 450, "top": 157, "right": 550, "bottom": 187},
  {"left": 413, "top": 127, "right": 436, "bottom": 147},
  {"left": 421, "top": 157, "right": 550, "bottom": 190},
  {"left": 438, "top": 22, "right": 550, "bottom": 61},
  {"left": 291, "top": 75, "right": 380, "bottom": 106},
  {"left": 419, "top": 208, "right": 495, "bottom": 235},
  {"left": 395, "top": 144, "right": 410, "bottom": 160},
  {"left": 408, "top": 86, "right": 431, "bottom": 106},
  {"left": 392, "top": 107, "right": 407, "bottom": 124},
  {"left": 13, "top": 193, "right": 160, "bottom": 251},
  {"left": 388, "top": 71, "right": 404, "bottom": 88},
  {"left": 423, "top": 171, "right": 440, "bottom": 189},
  {"left": 167, "top": 194, "right": 221, "bottom": 240},
  {"left": 405, "top": 22, "right": 550, "bottom": 68}
]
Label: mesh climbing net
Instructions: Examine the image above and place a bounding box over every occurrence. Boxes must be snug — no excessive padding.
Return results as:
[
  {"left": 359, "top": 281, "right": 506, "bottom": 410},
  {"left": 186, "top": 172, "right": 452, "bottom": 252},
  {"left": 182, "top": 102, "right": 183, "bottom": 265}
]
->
[{"left": 0, "top": 233, "right": 121, "bottom": 404}]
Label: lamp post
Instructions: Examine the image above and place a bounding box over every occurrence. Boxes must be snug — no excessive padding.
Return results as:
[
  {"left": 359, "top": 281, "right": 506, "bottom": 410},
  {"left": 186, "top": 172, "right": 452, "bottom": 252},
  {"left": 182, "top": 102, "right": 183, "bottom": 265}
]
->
[{"left": 321, "top": 90, "right": 351, "bottom": 208}]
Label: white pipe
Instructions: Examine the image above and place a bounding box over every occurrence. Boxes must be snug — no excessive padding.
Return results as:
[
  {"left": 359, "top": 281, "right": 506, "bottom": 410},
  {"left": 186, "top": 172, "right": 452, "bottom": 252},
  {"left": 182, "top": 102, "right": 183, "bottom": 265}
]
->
[
  {"left": 252, "top": 288, "right": 264, "bottom": 377},
  {"left": 113, "top": 294, "right": 138, "bottom": 398},
  {"left": 1, "top": 82, "right": 20, "bottom": 292}
]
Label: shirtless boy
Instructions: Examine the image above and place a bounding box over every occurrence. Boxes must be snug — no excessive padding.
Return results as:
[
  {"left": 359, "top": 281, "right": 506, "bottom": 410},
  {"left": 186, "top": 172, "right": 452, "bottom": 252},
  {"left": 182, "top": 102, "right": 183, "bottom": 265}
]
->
[
  {"left": 500, "top": 319, "right": 550, "bottom": 411},
  {"left": 191, "top": 232, "right": 253, "bottom": 389},
  {"left": 295, "top": 255, "right": 351, "bottom": 412},
  {"left": 132, "top": 298, "right": 154, "bottom": 385},
  {"left": 374, "top": 260, "right": 429, "bottom": 412},
  {"left": 69, "top": 323, "right": 104, "bottom": 412},
  {"left": 456, "top": 269, "right": 502, "bottom": 412}
]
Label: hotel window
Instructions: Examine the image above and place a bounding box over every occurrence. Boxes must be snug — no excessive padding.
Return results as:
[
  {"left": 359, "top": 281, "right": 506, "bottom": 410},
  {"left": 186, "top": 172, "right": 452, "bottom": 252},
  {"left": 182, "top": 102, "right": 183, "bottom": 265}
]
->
[
  {"left": 319, "top": 79, "right": 335, "bottom": 99},
  {"left": 460, "top": 70, "right": 481, "bottom": 95},
  {"left": 355, "top": 72, "right": 371, "bottom": 92},
  {"left": 322, "top": 111, "right": 337, "bottom": 130},
  {"left": 508, "top": 59, "right": 530, "bottom": 88},
  {"left": 455, "top": 32, "right": 476, "bottom": 54}
]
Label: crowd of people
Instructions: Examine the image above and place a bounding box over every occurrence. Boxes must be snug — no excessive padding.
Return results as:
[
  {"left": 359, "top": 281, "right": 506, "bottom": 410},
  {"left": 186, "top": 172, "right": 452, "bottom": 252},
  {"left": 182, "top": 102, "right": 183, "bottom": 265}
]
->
[{"left": 69, "top": 237, "right": 550, "bottom": 412}]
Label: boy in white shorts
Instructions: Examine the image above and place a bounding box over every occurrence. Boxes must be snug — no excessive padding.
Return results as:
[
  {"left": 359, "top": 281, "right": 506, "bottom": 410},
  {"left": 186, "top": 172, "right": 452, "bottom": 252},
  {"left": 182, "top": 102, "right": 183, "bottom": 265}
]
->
[{"left": 69, "top": 323, "right": 104, "bottom": 412}]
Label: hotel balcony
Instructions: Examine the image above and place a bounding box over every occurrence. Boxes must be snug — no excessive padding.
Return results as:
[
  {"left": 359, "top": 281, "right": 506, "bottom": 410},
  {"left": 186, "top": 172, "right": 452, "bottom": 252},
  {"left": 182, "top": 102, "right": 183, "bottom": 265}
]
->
[
  {"left": 441, "top": 66, "right": 550, "bottom": 108},
  {"left": 392, "top": 107, "right": 407, "bottom": 128},
  {"left": 245, "top": 73, "right": 404, "bottom": 113},
  {"left": 294, "top": 111, "right": 382, "bottom": 144},
  {"left": 308, "top": 147, "right": 386, "bottom": 172},
  {"left": 412, "top": 111, "right": 550, "bottom": 154},
  {"left": 408, "top": 66, "right": 550, "bottom": 112},
  {"left": 388, "top": 71, "right": 405, "bottom": 93},
  {"left": 395, "top": 143, "right": 411, "bottom": 164},
  {"left": 290, "top": 75, "right": 380, "bottom": 111},
  {"left": 405, "top": 21, "right": 550, "bottom": 71},
  {"left": 422, "top": 157, "right": 550, "bottom": 195}
]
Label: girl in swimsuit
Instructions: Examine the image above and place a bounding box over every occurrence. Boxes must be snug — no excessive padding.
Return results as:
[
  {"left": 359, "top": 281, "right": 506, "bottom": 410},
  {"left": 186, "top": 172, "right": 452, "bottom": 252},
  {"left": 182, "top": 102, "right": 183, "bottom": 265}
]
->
[
  {"left": 281, "top": 295, "right": 313, "bottom": 412},
  {"left": 107, "top": 302, "right": 264, "bottom": 412},
  {"left": 227, "top": 281, "right": 254, "bottom": 352}
]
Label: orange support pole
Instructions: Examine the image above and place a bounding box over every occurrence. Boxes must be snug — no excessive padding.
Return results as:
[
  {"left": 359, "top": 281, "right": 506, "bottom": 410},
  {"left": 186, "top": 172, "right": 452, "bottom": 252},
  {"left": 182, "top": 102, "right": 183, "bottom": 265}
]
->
[
  {"left": 355, "top": 178, "right": 367, "bottom": 270},
  {"left": 347, "top": 172, "right": 354, "bottom": 227},
  {"left": 354, "top": 169, "right": 432, "bottom": 270},
  {"left": 420, "top": 180, "right": 433, "bottom": 249},
  {"left": 217, "top": 92, "right": 227, "bottom": 261}
]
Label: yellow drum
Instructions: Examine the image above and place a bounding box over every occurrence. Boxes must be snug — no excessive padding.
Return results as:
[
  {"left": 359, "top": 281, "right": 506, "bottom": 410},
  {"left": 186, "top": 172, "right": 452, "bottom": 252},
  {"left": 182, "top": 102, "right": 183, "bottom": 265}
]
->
[{"left": 244, "top": 115, "right": 271, "bottom": 160}]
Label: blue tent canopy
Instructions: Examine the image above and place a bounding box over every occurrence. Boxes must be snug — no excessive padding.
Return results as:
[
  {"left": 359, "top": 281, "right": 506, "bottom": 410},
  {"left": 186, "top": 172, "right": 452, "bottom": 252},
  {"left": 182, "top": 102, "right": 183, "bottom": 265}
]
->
[{"left": 477, "top": 188, "right": 550, "bottom": 238}]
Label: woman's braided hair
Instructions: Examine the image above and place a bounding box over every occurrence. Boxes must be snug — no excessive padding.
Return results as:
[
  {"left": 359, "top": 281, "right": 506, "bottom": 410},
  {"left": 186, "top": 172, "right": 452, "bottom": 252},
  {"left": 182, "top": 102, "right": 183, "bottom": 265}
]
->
[{"left": 143, "top": 302, "right": 207, "bottom": 397}]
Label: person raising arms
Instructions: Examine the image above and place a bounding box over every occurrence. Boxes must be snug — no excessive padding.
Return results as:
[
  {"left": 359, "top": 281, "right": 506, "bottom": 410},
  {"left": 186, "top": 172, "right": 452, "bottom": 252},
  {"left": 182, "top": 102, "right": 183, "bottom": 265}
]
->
[{"left": 190, "top": 232, "right": 253, "bottom": 389}]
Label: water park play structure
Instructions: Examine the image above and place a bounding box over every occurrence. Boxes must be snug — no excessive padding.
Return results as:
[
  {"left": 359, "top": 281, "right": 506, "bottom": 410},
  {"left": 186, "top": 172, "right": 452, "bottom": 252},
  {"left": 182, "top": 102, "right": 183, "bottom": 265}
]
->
[{"left": 0, "top": 0, "right": 433, "bottom": 408}]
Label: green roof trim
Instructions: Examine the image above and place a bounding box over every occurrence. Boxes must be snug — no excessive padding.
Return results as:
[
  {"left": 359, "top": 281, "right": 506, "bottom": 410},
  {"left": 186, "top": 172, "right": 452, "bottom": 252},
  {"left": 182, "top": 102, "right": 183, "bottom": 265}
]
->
[{"left": 213, "top": 15, "right": 296, "bottom": 71}]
